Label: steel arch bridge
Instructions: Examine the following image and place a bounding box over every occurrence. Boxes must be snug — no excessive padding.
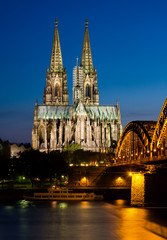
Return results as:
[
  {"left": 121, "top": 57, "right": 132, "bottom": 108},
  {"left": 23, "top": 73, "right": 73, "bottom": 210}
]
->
[
  {"left": 115, "top": 98, "right": 167, "bottom": 163},
  {"left": 151, "top": 98, "right": 167, "bottom": 151}
]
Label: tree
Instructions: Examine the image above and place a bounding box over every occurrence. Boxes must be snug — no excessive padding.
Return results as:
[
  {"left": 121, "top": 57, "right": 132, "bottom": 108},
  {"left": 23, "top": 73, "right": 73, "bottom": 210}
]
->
[
  {"left": 63, "top": 143, "right": 82, "bottom": 152},
  {"left": 0, "top": 155, "right": 9, "bottom": 181},
  {"left": 17, "top": 150, "right": 70, "bottom": 186},
  {"left": 48, "top": 151, "right": 69, "bottom": 181},
  {"left": 17, "top": 150, "right": 49, "bottom": 186}
]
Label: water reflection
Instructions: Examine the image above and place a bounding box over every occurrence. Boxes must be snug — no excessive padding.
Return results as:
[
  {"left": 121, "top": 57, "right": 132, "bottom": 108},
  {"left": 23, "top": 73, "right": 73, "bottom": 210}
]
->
[
  {"left": 19, "top": 200, "right": 32, "bottom": 208},
  {"left": 112, "top": 201, "right": 165, "bottom": 240},
  {"left": 4, "top": 205, "right": 14, "bottom": 211},
  {"left": 58, "top": 202, "right": 68, "bottom": 209},
  {"left": 118, "top": 208, "right": 148, "bottom": 240},
  {"left": 114, "top": 199, "right": 126, "bottom": 207},
  {"left": 51, "top": 201, "right": 57, "bottom": 208},
  {"left": 0, "top": 201, "right": 166, "bottom": 240},
  {"left": 80, "top": 201, "right": 91, "bottom": 208}
]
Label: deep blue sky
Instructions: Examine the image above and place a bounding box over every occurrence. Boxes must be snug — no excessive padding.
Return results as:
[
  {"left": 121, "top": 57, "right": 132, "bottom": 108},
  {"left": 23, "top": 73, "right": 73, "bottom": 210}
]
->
[{"left": 0, "top": 0, "right": 167, "bottom": 143}]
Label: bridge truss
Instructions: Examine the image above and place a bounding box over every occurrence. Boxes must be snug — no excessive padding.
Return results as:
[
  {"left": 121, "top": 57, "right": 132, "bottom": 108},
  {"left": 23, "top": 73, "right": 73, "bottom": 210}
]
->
[{"left": 115, "top": 98, "right": 167, "bottom": 163}]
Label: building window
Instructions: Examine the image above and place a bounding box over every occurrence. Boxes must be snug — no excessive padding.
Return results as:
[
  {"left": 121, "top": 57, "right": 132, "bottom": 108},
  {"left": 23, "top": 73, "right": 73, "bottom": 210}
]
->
[
  {"left": 93, "top": 84, "right": 95, "bottom": 93},
  {"left": 39, "top": 126, "right": 45, "bottom": 148},
  {"left": 86, "top": 84, "right": 91, "bottom": 97},
  {"left": 55, "top": 84, "right": 60, "bottom": 97},
  {"left": 47, "top": 125, "right": 52, "bottom": 145}
]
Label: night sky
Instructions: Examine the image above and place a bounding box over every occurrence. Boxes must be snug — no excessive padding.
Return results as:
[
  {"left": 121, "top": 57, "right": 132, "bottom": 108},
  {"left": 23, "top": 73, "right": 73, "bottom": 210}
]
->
[{"left": 0, "top": 0, "right": 167, "bottom": 143}]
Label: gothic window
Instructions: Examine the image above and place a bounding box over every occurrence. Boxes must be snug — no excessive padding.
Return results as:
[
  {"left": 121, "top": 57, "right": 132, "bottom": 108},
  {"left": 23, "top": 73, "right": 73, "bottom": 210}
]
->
[
  {"left": 47, "top": 85, "right": 52, "bottom": 94},
  {"left": 104, "top": 128, "right": 106, "bottom": 145},
  {"left": 55, "top": 84, "right": 60, "bottom": 97},
  {"left": 100, "top": 124, "right": 103, "bottom": 144},
  {"left": 39, "top": 126, "right": 45, "bottom": 148},
  {"left": 57, "top": 120, "right": 60, "bottom": 145},
  {"left": 62, "top": 125, "right": 65, "bottom": 145},
  {"left": 86, "top": 84, "right": 91, "bottom": 97},
  {"left": 47, "top": 124, "right": 52, "bottom": 144},
  {"left": 93, "top": 84, "right": 95, "bottom": 93},
  {"left": 85, "top": 124, "right": 87, "bottom": 143}
]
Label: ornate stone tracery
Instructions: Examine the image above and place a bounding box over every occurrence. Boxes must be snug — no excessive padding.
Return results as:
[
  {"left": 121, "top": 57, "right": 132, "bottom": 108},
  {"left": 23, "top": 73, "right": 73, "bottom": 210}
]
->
[{"left": 32, "top": 19, "right": 122, "bottom": 152}]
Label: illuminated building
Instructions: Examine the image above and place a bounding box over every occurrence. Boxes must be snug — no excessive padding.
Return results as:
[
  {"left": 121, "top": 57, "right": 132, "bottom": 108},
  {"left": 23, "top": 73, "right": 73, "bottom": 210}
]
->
[{"left": 32, "top": 19, "right": 122, "bottom": 152}]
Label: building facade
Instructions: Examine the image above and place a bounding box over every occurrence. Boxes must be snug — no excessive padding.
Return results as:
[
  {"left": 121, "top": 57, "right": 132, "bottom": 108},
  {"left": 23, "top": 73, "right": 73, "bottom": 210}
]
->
[{"left": 32, "top": 19, "right": 122, "bottom": 152}]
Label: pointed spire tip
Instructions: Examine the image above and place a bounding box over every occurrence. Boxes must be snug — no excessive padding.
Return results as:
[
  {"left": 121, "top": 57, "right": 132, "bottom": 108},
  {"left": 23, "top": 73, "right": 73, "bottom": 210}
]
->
[
  {"left": 55, "top": 17, "right": 58, "bottom": 27},
  {"left": 50, "top": 17, "right": 63, "bottom": 72},
  {"left": 85, "top": 18, "right": 88, "bottom": 27}
]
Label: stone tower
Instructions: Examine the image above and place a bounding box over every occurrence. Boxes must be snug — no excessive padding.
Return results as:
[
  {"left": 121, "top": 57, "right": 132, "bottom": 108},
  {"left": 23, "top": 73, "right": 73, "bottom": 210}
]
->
[
  {"left": 43, "top": 18, "right": 69, "bottom": 105},
  {"left": 81, "top": 19, "right": 99, "bottom": 105}
]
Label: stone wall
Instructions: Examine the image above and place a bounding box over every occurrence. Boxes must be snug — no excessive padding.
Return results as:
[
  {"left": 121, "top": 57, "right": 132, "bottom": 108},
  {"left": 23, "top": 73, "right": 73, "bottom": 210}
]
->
[
  {"left": 131, "top": 173, "right": 145, "bottom": 206},
  {"left": 131, "top": 172, "right": 167, "bottom": 206},
  {"left": 68, "top": 166, "right": 131, "bottom": 188}
]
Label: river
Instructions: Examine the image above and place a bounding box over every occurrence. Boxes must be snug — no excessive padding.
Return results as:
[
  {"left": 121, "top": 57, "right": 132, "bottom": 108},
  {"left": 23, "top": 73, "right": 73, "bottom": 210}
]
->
[{"left": 0, "top": 200, "right": 166, "bottom": 240}]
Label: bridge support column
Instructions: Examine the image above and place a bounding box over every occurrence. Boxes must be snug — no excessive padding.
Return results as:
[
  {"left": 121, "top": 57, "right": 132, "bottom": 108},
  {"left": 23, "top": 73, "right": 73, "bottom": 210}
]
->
[
  {"left": 131, "top": 172, "right": 167, "bottom": 206},
  {"left": 131, "top": 173, "right": 145, "bottom": 206}
]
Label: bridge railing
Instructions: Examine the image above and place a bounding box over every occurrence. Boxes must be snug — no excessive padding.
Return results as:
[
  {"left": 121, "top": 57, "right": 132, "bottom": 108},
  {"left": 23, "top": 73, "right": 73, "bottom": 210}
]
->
[{"left": 114, "top": 154, "right": 167, "bottom": 165}]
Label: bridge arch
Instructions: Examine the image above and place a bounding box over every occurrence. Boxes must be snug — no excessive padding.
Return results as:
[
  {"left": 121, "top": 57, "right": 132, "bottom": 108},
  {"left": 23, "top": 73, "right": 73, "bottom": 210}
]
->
[
  {"left": 151, "top": 98, "right": 167, "bottom": 151},
  {"left": 115, "top": 121, "right": 156, "bottom": 161}
]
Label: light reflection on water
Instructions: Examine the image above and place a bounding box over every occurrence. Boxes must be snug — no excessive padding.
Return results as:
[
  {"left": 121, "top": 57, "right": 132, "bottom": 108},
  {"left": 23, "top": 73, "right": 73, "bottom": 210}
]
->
[{"left": 0, "top": 200, "right": 166, "bottom": 240}]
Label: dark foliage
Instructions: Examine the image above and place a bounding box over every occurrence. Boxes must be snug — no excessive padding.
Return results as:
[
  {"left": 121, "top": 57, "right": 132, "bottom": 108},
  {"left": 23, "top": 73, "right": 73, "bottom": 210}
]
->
[
  {"left": 9, "top": 150, "right": 70, "bottom": 185},
  {"left": 0, "top": 155, "right": 10, "bottom": 180}
]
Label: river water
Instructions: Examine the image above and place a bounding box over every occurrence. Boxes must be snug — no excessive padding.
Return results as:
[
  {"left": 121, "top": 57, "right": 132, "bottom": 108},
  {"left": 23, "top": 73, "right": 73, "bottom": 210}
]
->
[{"left": 0, "top": 200, "right": 166, "bottom": 240}]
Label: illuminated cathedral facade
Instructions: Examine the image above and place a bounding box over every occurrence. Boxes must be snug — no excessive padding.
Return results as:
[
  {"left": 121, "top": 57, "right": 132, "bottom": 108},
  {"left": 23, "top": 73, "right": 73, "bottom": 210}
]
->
[{"left": 32, "top": 19, "right": 122, "bottom": 152}]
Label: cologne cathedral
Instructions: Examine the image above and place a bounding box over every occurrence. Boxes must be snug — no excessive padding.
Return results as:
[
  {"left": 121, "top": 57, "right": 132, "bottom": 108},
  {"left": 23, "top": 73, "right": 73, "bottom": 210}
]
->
[{"left": 32, "top": 19, "right": 122, "bottom": 152}]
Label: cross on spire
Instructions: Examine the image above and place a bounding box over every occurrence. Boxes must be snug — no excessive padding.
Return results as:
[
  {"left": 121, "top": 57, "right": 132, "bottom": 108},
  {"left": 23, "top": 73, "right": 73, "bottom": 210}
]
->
[
  {"left": 55, "top": 18, "right": 58, "bottom": 27},
  {"left": 85, "top": 18, "right": 88, "bottom": 27}
]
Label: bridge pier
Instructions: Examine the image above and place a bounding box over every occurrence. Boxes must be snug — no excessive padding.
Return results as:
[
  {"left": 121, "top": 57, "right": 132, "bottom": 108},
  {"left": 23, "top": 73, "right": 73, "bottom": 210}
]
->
[
  {"left": 131, "top": 173, "right": 145, "bottom": 206},
  {"left": 131, "top": 172, "right": 167, "bottom": 206}
]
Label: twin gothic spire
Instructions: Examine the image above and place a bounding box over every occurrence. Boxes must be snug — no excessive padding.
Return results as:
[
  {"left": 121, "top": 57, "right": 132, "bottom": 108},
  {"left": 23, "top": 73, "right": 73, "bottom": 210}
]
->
[
  {"left": 50, "top": 18, "right": 93, "bottom": 74},
  {"left": 45, "top": 18, "right": 99, "bottom": 106}
]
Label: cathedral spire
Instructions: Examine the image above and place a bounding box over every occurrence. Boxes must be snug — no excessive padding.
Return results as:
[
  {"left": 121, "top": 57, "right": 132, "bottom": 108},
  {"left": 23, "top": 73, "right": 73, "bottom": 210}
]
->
[
  {"left": 81, "top": 19, "right": 93, "bottom": 73},
  {"left": 50, "top": 18, "right": 63, "bottom": 73}
]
